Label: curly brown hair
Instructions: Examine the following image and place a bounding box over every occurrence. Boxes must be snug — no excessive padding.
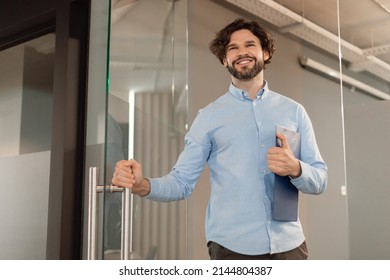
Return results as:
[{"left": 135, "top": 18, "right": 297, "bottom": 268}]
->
[{"left": 209, "top": 18, "right": 275, "bottom": 65}]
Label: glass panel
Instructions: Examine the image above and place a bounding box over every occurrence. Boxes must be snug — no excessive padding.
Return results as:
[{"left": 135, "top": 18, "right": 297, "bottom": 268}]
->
[
  {"left": 0, "top": 33, "right": 55, "bottom": 259},
  {"left": 83, "top": 0, "right": 111, "bottom": 260},
  {"left": 292, "top": 1, "right": 349, "bottom": 259},
  {"left": 339, "top": 0, "right": 390, "bottom": 259},
  {"left": 105, "top": 0, "right": 188, "bottom": 259},
  {"left": 218, "top": 0, "right": 347, "bottom": 259},
  {"left": 238, "top": 0, "right": 346, "bottom": 259}
]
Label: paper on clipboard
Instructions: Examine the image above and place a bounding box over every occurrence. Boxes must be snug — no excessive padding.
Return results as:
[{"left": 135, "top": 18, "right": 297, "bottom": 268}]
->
[{"left": 276, "top": 125, "right": 300, "bottom": 157}]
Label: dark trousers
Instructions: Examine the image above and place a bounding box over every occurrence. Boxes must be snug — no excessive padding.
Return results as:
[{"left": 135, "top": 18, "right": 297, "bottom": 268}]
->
[{"left": 208, "top": 241, "right": 308, "bottom": 260}]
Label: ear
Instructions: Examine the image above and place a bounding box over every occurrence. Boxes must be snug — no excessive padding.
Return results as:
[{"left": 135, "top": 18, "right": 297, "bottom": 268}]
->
[
  {"left": 263, "top": 51, "right": 270, "bottom": 62},
  {"left": 222, "top": 57, "right": 227, "bottom": 67}
]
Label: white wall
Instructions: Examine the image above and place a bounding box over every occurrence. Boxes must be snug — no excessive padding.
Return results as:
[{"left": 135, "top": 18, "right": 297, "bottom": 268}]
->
[{"left": 0, "top": 151, "right": 50, "bottom": 259}]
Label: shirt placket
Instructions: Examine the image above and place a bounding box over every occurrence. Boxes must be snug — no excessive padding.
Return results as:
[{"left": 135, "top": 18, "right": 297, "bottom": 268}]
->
[{"left": 252, "top": 95, "right": 274, "bottom": 251}]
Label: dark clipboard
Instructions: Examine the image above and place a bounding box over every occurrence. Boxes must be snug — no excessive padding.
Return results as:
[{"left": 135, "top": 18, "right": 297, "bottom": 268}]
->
[{"left": 273, "top": 125, "right": 300, "bottom": 222}]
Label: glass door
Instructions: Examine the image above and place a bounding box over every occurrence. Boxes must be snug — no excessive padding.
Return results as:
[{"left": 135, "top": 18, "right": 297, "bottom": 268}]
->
[
  {"left": 338, "top": 0, "right": 390, "bottom": 259},
  {"left": 0, "top": 33, "right": 55, "bottom": 259},
  {"left": 85, "top": 0, "right": 189, "bottom": 260}
]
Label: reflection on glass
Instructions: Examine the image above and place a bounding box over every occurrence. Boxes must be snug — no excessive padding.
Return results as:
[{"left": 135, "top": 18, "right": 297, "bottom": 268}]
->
[
  {"left": 0, "top": 33, "right": 55, "bottom": 259},
  {"left": 105, "top": 0, "right": 188, "bottom": 259}
]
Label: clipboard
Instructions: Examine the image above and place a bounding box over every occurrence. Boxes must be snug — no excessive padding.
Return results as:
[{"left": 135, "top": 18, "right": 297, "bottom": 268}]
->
[{"left": 273, "top": 125, "right": 300, "bottom": 222}]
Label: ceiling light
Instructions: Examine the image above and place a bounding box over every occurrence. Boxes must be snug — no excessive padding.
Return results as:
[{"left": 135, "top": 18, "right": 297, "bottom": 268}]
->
[{"left": 299, "top": 56, "right": 390, "bottom": 100}]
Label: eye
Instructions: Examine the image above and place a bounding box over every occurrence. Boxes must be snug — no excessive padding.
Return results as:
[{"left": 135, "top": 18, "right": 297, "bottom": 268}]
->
[{"left": 227, "top": 46, "right": 237, "bottom": 51}]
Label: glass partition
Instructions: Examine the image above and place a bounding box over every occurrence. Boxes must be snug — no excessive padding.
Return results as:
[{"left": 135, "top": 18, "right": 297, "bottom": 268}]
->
[
  {"left": 87, "top": 0, "right": 390, "bottom": 260},
  {"left": 84, "top": 0, "right": 111, "bottom": 260},
  {"left": 0, "top": 33, "right": 55, "bottom": 259},
  {"left": 104, "top": 0, "right": 188, "bottom": 260},
  {"left": 261, "top": 0, "right": 390, "bottom": 260},
  {"left": 272, "top": 0, "right": 350, "bottom": 260},
  {"left": 267, "top": 0, "right": 390, "bottom": 259},
  {"left": 338, "top": 0, "right": 390, "bottom": 259},
  {"left": 227, "top": 0, "right": 348, "bottom": 259}
]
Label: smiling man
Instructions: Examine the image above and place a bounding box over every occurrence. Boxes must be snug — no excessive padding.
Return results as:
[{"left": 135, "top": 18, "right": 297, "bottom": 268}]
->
[
  {"left": 112, "top": 18, "right": 328, "bottom": 260},
  {"left": 224, "top": 29, "right": 268, "bottom": 83}
]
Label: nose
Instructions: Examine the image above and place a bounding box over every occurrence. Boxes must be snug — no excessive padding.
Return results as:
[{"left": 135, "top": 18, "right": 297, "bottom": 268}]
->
[{"left": 237, "top": 46, "right": 248, "bottom": 56}]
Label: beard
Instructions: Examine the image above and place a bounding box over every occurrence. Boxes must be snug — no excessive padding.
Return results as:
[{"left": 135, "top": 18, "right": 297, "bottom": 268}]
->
[{"left": 226, "top": 57, "right": 265, "bottom": 81}]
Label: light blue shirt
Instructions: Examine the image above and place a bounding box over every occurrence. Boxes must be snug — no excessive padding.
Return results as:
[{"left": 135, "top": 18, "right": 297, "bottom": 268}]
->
[{"left": 148, "top": 81, "right": 327, "bottom": 255}]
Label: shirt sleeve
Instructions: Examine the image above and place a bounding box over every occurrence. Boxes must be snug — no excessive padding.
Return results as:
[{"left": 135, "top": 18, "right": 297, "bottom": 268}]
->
[
  {"left": 291, "top": 105, "right": 328, "bottom": 194},
  {"left": 146, "top": 110, "right": 211, "bottom": 201}
]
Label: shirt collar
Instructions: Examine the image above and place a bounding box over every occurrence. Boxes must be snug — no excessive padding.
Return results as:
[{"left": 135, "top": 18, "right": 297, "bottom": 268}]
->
[{"left": 229, "top": 80, "right": 269, "bottom": 101}]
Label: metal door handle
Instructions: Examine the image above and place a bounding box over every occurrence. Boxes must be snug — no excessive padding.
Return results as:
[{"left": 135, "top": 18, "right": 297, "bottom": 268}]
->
[
  {"left": 88, "top": 167, "right": 133, "bottom": 260},
  {"left": 122, "top": 188, "right": 133, "bottom": 260},
  {"left": 87, "top": 167, "right": 99, "bottom": 260}
]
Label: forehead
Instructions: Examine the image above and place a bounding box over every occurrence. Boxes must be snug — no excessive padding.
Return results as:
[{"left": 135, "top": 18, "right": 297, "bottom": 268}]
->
[{"left": 229, "top": 29, "right": 259, "bottom": 44}]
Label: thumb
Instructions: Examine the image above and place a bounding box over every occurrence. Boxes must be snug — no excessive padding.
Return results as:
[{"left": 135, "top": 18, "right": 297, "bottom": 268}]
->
[
  {"left": 128, "top": 159, "right": 143, "bottom": 175},
  {"left": 276, "top": 132, "right": 290, "bottom": 149}
]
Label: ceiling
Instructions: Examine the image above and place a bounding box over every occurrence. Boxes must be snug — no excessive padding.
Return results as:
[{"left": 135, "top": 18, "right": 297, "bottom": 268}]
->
[
  {"left": 107, "top": 0, "right": 390, "bottom": 102},
  {"left": 27, "top": 0, "right": 390, "bottom": 99},
  {"left": 223, "top": 0, "right": 390, "bottom": 86},
  {"left": 275, "top": 0, "right": 390, "bottom": 52}
]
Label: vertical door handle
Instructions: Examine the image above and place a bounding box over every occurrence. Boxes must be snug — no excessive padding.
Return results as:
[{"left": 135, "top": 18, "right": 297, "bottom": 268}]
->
[
  {"left": 88, "top": 167, "right": 133, "bottom": 260},
  {"left": 88, "top": 167, "right": 99, "bottom": 260},
  {"left": 121, "top": 188, "right": 133, "bottom": 260}
]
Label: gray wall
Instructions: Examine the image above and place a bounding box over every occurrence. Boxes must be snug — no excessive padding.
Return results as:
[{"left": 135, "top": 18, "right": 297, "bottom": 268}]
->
[
  {"left": 345, "top": 101, "right": 390, "bottom": 259},
  {"left": 20, "top": 47, "right": 54, "bottom": 154},
  {"left": 187, "top": 0, "right": 350, "bottom": 259}
]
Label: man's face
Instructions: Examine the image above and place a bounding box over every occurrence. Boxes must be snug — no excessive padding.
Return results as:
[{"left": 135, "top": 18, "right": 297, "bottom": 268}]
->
[{"left": 223, "top": 29, "right": 269, "bottom": 81}]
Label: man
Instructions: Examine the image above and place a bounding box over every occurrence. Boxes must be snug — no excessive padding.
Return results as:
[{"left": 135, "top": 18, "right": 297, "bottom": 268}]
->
[{"left": 112, "top": 18, "right": 327, "bottom": 260}]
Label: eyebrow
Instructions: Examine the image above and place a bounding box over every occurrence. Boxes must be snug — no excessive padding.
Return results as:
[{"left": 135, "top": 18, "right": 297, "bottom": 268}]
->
[
  {"left": 244, "top": 40, "right": 257, "bottom": 44},
  {"left": 227, "top": 39, "right": 258, "bottom": 48}
]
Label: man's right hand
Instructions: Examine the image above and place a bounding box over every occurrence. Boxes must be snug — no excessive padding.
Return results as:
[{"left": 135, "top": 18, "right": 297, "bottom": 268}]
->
[{"left": 112, "top": 159, "right": 151, "bottom": 197}]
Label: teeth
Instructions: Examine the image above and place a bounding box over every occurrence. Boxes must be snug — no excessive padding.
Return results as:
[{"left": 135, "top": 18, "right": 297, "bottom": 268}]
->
[{"left": 237, "top": 60, "right": 251, "bottom": 65}]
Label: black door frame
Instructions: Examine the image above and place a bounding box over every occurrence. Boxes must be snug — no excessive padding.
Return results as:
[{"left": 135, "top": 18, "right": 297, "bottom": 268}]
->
[{"left": 0, "top": 0, "right": 90, "bottom": 259}]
